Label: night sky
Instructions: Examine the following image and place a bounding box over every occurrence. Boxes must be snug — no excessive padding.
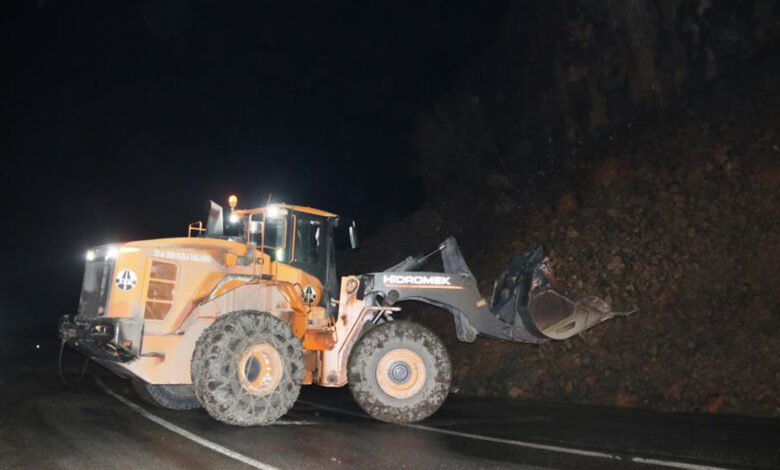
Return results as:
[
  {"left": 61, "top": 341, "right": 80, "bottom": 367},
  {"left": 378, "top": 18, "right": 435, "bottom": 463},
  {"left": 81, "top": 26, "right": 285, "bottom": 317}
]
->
[{"left": 2, "top": 1, "right": 505, "bottom": 337}]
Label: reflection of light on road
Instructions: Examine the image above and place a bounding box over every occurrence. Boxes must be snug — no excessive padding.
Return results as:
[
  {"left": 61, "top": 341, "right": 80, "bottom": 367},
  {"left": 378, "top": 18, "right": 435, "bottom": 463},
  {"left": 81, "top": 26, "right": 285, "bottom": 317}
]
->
[
  {"left": 97, "top": 377, "right": 280, "bottom": 470},
  {"left": 299, "top": 400, "right": 735, "bottom": 470}
]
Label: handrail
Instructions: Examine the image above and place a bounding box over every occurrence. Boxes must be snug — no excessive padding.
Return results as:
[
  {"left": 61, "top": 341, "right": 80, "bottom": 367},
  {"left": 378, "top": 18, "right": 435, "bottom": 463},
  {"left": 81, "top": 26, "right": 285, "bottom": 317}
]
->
[{"left": 188, "top": 221, "right": 206, "bottom": 238}]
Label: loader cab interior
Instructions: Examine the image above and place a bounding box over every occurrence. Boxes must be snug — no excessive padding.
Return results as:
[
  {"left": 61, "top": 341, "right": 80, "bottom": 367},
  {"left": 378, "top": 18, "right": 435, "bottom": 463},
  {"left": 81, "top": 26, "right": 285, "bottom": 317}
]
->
[
  {"left": 219, "top": 202, "right": 357, "bottom": 313},
  {"left": 243, "top": 207, "right": 329, "bottom": 271}
]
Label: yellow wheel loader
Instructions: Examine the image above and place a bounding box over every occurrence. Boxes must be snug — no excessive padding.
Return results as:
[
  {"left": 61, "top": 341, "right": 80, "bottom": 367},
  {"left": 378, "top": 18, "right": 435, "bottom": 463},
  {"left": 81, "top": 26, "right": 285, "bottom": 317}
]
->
[{"left": 59, "top": 196, "right": 630, "bottom": 425}]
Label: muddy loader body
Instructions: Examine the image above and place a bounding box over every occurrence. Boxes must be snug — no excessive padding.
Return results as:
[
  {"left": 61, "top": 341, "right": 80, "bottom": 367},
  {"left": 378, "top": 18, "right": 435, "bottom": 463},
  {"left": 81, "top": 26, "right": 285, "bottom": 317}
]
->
[{"left": 59, "top": 197, "right": 629, "bottom": 425}]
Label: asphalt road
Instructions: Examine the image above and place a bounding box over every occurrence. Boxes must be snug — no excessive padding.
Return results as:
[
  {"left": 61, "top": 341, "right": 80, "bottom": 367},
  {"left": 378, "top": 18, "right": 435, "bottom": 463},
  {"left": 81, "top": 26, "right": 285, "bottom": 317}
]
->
[{"left": 1, "top": 343, "right": 778, "bottom": 470}]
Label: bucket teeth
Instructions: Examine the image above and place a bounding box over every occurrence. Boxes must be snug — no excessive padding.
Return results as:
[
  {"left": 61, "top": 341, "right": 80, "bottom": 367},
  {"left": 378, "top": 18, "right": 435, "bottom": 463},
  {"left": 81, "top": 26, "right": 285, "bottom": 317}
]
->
[{"left": 492, "top": 246, "right": 635, "bottom": 341}]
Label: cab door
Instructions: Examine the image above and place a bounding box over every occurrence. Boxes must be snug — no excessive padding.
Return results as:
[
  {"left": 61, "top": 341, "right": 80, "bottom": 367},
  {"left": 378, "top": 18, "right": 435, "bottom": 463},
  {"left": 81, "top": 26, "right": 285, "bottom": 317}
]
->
[{"left": 290, "top": 213, "right": 338, "bottom": 311}]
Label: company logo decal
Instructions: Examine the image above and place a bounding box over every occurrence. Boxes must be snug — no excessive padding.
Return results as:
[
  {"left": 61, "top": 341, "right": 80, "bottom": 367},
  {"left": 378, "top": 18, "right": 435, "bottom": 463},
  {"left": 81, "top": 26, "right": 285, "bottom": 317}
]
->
[
  {"left": 302, "top": 285, "right": 317, "bottom": 304},
  {"left": 382, "top": 274, "right": 463, "bottom": 290},
  {"left": 154, "top": 249, "right": 212, "bottom": 263},
  {"left": 115, "top": 269, "right": 138, "bottom": 291}
]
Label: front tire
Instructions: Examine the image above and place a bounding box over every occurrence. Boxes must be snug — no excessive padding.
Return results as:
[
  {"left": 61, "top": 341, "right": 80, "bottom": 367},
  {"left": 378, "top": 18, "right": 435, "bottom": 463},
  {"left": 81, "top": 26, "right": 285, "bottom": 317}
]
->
[
  {"left": 191, "top": 310, "right": 303, "bottom": 426},
  {"left": 348, "top": 321, "right": 451, "bottom": 423},
  {"left": 132, "top": 380, "right": 200, "bottom": 410}
]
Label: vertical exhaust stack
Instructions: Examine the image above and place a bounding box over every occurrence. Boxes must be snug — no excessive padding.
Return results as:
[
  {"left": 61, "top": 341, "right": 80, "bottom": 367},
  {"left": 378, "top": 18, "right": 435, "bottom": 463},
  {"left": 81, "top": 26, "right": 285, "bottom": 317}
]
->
[{"left": 205, "top": 200, "right": 224, "bottom": 237}]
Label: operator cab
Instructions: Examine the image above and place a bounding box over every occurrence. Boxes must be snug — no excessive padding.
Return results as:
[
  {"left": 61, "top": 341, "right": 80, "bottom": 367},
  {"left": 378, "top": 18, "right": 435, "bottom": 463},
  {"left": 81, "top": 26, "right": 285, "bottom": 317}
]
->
[
  {"left": 201, "top": 197, "right": 358, "bottom": 315},
  {"left": 245, "top": 206, "right": 333, "bottom": 288}
]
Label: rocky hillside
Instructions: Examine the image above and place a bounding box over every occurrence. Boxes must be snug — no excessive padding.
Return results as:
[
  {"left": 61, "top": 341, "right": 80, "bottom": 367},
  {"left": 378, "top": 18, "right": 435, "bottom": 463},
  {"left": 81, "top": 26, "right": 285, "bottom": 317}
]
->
[
  {"left": 344, "top": 59, "right": 780, "bottom": 416},
  {"left": 414, "top": 0, "right": 779, "bottom": 215}
]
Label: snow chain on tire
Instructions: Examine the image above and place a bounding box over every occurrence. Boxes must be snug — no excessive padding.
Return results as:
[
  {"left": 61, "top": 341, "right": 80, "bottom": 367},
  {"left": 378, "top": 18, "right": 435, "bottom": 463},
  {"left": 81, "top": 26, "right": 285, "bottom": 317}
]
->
[{"left": 191, "top": 310, "right": 303, "bottom": 426}]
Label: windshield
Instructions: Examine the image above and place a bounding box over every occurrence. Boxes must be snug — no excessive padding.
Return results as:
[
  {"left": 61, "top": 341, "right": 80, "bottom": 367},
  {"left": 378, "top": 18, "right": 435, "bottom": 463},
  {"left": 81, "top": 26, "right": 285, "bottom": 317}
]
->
[{"left": 248, "top": 216, "right": 288, "bottom": 262}]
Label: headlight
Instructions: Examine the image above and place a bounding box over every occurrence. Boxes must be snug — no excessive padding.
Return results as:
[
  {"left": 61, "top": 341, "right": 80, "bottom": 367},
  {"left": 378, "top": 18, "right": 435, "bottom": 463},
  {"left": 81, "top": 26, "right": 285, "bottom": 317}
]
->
[
  {"left": 266, "top": 205, "right": 287, "bottom": 218},
  {"left": 85, "top": 250, "right": 96, "bottom": 261},
  {"left": 229, "top": 213, "right": 240, "bottom": 224},
  {"left": 105, "top": 246, "right": 119, "bottom": 259}
]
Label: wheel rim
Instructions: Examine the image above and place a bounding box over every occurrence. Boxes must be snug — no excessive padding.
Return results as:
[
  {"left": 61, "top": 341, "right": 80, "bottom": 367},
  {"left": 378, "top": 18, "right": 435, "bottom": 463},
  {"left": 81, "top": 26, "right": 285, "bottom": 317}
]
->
[
  {"left": 376, "top": 348, "right": 426, "bottom": 399},
  {"left": 237, "top": 343, "right": 283, "bottom": 396}
]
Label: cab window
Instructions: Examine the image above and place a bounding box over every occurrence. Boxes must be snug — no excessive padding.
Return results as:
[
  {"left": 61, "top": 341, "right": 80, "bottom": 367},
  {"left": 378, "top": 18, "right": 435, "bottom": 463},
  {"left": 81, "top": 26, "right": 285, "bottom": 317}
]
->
[
  {"left": 251, "top": 217, "right": 288, "bottom": 262},
  {"left": 294, "top": 216, "right": 321, "bottom": 264}
]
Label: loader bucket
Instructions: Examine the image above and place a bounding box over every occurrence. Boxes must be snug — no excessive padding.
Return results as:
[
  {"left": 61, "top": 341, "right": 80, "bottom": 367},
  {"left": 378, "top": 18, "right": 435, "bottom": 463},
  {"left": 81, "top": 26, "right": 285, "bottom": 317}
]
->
[
  {"left": 491, "top": 248, "right": 632, "bottom": 341},
  {"left": 369, "top": 237, "right": 631, "bottom": 345}
]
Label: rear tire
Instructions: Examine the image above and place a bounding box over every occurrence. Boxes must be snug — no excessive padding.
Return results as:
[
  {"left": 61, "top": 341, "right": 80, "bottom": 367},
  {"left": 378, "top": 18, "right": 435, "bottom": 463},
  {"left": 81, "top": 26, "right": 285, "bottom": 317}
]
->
[
  {"left": 132, "top": 380, "right": 200, "bottom": 410},
  {"left": 191, "top": 310, "right": 303, "bottom": 426},
  {"left": 348, "top": 321, "right": 451, "bottom": 423}
]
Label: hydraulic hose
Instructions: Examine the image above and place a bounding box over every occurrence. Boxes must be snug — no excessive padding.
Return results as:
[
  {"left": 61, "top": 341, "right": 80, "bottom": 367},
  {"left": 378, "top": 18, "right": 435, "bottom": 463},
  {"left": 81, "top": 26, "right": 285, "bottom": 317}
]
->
[{"left": 58, "top": 340, "right": 90, "bottom": 388}]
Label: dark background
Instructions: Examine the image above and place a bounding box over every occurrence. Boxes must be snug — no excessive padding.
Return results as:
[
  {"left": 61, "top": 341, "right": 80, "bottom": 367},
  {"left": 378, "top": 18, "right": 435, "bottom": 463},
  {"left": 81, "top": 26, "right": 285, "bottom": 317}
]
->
[
  {"left": 1, "top": 0, "right": 505, "bottom": 338},
  {"left": 3, "top": 0, "right": 777, "bottom": 420}
]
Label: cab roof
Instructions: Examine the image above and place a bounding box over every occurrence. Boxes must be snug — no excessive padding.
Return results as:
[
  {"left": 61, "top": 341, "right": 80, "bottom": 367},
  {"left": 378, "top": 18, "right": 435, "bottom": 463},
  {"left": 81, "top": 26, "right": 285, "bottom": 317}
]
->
[{"left": 233, "top": 203, "right": 338, "bottom": 218}]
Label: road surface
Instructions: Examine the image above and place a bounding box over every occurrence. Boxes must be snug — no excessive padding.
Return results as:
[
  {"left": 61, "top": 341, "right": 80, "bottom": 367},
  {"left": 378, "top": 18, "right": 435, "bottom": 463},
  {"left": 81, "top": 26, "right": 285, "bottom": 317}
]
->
[{"left": 1, "top": 342, "right": 778, "bottom": 469}]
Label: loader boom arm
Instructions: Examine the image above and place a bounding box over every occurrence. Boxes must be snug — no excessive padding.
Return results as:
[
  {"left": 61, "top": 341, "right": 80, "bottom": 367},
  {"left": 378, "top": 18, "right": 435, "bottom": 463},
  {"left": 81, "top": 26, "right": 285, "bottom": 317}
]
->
[{"left": 360, "top": 237, "right": 630, "bottom": 344}]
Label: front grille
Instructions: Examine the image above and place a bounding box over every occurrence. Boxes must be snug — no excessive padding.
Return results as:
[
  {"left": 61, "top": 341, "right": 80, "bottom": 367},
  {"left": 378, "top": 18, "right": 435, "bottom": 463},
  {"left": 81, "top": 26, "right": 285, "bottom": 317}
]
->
[
  {"left": 77, "top": 247, "right": 115, "bottom": 319},
  {"left": 144, "top": 260, "right": 177, "bottom": 320}
]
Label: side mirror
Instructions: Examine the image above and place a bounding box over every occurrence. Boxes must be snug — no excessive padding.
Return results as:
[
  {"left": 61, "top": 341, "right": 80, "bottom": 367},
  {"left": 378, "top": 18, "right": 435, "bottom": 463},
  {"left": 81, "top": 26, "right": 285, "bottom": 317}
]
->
[{"left": 348, "top": 222, "right": 359, "bottom": 249}]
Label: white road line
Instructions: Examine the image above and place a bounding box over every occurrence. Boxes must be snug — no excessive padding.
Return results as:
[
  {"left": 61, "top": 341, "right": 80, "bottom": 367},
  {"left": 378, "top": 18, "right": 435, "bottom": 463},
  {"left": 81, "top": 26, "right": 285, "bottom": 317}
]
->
[
  {"left": 97, "top": 378, "right": 280, "bottom": 470},
  {"left": 298, "top": 400, "right": 736, "bottom": 470},
  {"left": 298, "top": 400, "right": 618, "bottom": 460},
  {"left": 630, "top": 457, "right": 735, "bottom": 470},
  {"left": 297, "top": 400, "right": 367, "bottom": 419},
  {"left": 408, "top": 422, "right": 622, "bottom": 460},
  {"left": 270, "top": 420, "right": 317, "bottom": 426}
]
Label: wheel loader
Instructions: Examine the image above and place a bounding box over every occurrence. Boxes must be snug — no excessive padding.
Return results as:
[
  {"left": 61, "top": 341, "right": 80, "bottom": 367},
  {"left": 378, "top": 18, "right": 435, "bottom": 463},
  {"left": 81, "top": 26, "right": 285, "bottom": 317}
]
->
[{"left": 59, "top": 196, "right": 630, "bottom": 425}]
